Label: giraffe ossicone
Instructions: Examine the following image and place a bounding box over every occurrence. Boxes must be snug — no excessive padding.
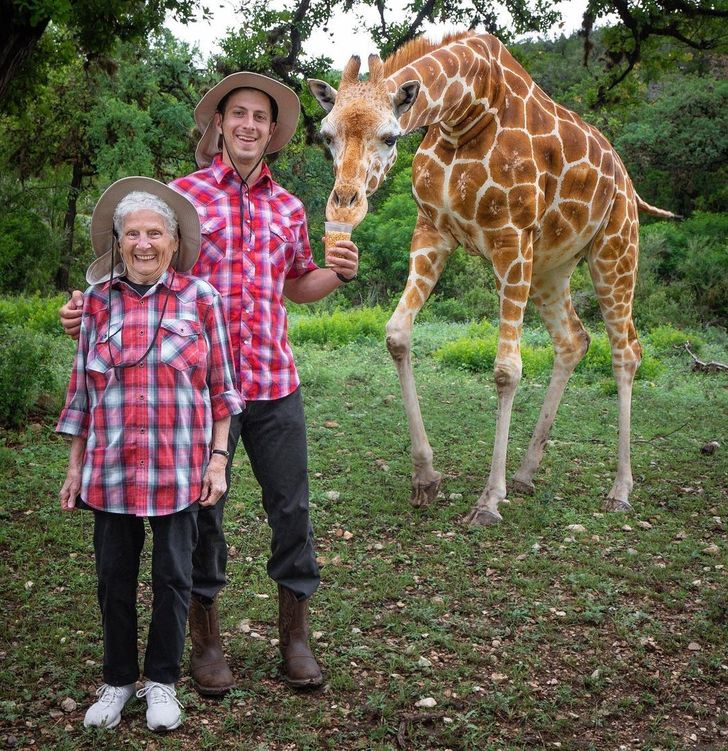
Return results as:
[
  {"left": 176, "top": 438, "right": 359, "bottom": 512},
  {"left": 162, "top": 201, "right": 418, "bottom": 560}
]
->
[{"left": 308, "top": 31, "right": 677, "bottom": 525}]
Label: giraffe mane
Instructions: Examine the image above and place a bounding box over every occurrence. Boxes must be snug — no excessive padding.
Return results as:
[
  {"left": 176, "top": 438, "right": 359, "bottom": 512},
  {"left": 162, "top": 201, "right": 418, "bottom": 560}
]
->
[{"left": 382, "top": 31, "right": 475, "bottom": 77}]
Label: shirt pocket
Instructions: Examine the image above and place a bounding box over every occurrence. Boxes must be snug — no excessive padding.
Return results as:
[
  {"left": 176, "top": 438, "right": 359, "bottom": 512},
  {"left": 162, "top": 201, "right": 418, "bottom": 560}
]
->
[
  {"left": 269, "top": 221, "right": 296, "bottom": 272},
  {"left": 87, "top": 323, "right": 123, "bottom": 374},
  {"left": 160, "top": 318, "right": 202, "bottom": 371},
  {"left": 201, "top": 215, "right": 228, "bottom": 265}
]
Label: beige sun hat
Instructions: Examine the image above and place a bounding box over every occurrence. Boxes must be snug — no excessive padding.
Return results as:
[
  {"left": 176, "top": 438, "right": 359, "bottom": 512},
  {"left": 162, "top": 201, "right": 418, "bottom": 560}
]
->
[
  {"left": 86, "top": 177, "right": 201, "bottom": 286},
  {"left": 194, "top": 72, "right": 300, "bottom": 169}
]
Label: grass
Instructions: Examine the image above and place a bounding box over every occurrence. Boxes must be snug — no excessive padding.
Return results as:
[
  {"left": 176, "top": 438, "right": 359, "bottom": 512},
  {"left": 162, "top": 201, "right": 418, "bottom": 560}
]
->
[{"left": 1, "top": 319, "right": 726, "bottom": 750}]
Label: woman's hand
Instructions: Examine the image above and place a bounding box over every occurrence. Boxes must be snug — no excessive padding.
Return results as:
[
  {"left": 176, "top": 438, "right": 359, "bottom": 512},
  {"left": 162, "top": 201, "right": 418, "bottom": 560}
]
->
[
  {"left": 199, "top": 455, "right": 228, "bottom": 507},
  {"left": 59, "top": 467, "right": 81, "bottom": 511}
]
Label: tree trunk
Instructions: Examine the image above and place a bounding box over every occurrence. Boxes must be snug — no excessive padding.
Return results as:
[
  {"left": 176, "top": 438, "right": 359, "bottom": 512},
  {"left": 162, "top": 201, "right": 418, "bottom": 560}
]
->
[
  {"left": 56, "top": 160, "right": 83, "bottom": 291},
  {"left": 0, "top": 2, "right": 49, "bottom": 106}
]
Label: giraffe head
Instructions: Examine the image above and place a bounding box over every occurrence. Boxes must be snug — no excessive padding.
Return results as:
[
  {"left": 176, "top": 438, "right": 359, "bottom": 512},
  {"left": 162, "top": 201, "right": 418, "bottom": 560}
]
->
[{"left": 308, "top": 55, "right": 420, "bottom": 227}]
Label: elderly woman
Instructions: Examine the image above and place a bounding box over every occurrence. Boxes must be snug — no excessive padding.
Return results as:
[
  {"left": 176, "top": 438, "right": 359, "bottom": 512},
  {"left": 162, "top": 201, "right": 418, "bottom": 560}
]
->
[{"left": 57, "top": 177, "right": 243, "bottom": 732}]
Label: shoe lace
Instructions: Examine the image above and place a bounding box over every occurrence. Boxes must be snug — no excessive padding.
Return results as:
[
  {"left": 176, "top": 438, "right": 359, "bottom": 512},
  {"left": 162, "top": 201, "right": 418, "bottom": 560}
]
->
[
  {"left": 136, "top": 682, "right": 183, "bottom": 708},
  {"left": 95, "top": 684, "right": 127, "bottom": 706}
]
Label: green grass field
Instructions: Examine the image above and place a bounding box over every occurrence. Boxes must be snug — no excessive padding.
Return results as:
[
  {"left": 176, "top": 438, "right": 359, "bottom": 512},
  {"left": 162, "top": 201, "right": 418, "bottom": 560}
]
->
[{"left": 1, "top": 320, "right": 726, "bottom": 750}]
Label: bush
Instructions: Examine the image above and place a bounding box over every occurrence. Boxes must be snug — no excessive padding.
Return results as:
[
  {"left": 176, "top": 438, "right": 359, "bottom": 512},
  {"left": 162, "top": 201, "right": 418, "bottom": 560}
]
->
[
  {"left": 288, "top": 306, "right": 389, "bottom": 347},
  {"left": 0, "top": 326, "right": 73, "bottom": 428},
  {"left": 0, "top": 294, "right": 67, "bottom": 335},
  {"left": 0, "top": 211, "right": 57, "bottom": 294},
  {"left": 645, "top": 325, "right": 705, "bottom": 356},
  {"left": 434, "top": 328, "right": 661, "bottom": 382}
]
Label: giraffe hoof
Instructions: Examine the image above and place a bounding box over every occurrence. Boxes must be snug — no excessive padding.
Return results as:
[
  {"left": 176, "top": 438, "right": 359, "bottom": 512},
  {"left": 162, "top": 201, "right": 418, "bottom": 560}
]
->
[
  {"left": 463, "top": 506, "right": 502, "bottom": 527},
  {"left": 410, "top": 474, "right": 442, "bottom": 508},
  {"left": 603, "top": 497, "right": 633, "bottom": 513},
  {"left": 511, "top": 478, "right": 535, "bottom": 496}
]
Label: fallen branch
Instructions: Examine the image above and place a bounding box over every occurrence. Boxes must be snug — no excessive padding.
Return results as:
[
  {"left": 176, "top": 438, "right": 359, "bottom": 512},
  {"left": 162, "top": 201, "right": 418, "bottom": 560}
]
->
[
  {"left": 396, "top": 710, "right": 447, "bottom": 749},
  {"left": 683, "top": 342, "right": 728, "bottom": 373}
]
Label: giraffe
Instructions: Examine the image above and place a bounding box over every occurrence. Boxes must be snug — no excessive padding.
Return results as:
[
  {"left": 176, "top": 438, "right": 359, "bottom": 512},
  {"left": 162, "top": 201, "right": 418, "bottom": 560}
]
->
[{"left": 308, "top": 31, "right": 677, "bottom": 525}]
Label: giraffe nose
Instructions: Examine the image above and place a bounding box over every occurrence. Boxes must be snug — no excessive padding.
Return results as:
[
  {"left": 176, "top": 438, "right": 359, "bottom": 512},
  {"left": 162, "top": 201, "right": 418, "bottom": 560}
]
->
[{"left": 332, "top": 186, "right": 360, "bottom": 208}]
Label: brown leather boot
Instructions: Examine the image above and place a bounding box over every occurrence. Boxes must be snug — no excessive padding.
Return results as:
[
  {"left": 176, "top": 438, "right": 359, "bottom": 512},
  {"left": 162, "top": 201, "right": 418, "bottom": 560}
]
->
[
  {"left": 278, "top": 585, "right": 323, "bottom": 688},
  {"left": 188, "top": 596, "right": 236, "bottom": 696}
]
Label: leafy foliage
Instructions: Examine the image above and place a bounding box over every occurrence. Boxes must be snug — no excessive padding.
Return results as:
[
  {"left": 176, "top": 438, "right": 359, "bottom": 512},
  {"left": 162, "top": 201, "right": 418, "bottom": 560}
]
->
[
  {"left": 0, "top": 325, "right": 71, "bottom": 428},
  {"left": 0, "top": 210, "right": 56, "bottom": 293},
  {"left": 288, "top": 306, "right": 389, "bottom": 347}
]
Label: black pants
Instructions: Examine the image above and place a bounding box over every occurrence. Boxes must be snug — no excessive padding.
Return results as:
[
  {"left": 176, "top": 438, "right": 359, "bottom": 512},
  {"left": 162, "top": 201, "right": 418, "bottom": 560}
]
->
[
  {"left": 93, "top": 506, "right": 198, "bottom": 686},
  {"left": 191, "top": 387, "right": 320, "bottom": 603}
]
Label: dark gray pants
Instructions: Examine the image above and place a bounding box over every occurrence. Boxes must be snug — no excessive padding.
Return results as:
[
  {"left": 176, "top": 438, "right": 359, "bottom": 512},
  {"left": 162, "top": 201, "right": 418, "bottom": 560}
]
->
[
  {"left": 191, "top": 388, "right": 320, "bottom": 603},
  {"left": 93, "top": 506, "right": 198, "bottom": 686}
]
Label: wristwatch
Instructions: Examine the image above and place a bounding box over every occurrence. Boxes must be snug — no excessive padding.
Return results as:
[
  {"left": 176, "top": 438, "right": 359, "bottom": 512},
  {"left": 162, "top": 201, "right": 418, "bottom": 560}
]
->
[
  {"left": 211, "top": 448, "right": 230, "bottom": 460},
  {"left": 336, "top": 272, "right": 355, "bottom": 283}
]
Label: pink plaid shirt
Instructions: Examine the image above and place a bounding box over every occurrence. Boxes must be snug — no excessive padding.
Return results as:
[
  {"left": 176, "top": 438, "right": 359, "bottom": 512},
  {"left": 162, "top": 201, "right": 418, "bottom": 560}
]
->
[
  {"left": 56, "top": 272, "right": 243, "bottom": 516},
  {"left": 171, "top": 156, "right": 318, "bottom": 401}
]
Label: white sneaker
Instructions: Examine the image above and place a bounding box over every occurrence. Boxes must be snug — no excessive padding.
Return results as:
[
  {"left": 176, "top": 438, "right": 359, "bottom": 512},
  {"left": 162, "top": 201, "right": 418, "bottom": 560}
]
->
[
  {"left": 136, "top": 681, "right": 183, "bottom": 731},
  {"left": 83, "top": 683, "right": 136, "bottom": 728}
]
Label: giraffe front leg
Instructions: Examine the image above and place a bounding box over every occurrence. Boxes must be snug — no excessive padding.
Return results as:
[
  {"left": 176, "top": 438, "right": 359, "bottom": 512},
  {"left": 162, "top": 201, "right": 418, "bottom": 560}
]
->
[
  {"left": 387, "top": 218, "right": 453, "bottom": 508},
  {"left": 464, "top": 230, "right": 533, "bottom": 526},
  {"left": 603, "top": 357, "right": 639, "bottom": 513}
]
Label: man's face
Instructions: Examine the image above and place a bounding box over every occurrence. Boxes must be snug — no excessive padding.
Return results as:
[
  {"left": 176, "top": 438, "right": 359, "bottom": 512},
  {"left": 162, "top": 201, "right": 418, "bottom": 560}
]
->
[{"left": 215, "top": 88, "right": 277, "bottom": 174}]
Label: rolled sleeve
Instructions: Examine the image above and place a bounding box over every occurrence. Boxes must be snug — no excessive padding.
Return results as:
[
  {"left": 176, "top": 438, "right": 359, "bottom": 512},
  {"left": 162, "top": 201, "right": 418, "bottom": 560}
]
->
[
  {"left": 204, "top": 291, "right": 244, "bottom": 418},
  {"left": 286, "top": 207, "right": 318, "bottom": 280},
  {"left": 56, "top": 311, "right": 91, "bottom": 438}
]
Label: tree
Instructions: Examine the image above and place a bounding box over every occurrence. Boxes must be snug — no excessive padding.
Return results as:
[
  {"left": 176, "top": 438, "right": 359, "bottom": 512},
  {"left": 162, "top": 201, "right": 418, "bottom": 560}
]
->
[
  {"left": 614, "top": 74, "right": 728, "bottom": 215},
  {"left": 0, "top": 0, "right": 205, "bottom": 108},
  {"left": 0, "top": 31, "right": 202, "bottom": 290},
  {"left": 579, "top": 1, "right": 728, "bottom": 102}
]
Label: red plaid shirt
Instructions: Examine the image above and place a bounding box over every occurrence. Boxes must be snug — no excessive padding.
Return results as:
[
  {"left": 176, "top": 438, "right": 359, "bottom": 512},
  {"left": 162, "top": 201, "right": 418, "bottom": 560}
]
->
[
  {"left": 171, "top": 157, "right": 318, "bottom": 401},
  {"left": 56, "top": 272, "right": 243, "bottom": 516}
]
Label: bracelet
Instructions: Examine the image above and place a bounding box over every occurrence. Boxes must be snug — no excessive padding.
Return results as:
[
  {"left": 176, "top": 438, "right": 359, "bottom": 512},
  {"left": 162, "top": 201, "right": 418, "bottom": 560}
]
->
[
  {"left": 336, "top": 272, "right": 355, "bottom": 284},
  {"left": 211, "top": 448, "right": 230, "bottom": 460}
]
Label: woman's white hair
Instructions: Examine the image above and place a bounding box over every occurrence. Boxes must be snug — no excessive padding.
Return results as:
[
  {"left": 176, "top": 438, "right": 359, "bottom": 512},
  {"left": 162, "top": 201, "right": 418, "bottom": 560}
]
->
[{"left": 113, "top": 191, "right": 178, "bottom": 237}]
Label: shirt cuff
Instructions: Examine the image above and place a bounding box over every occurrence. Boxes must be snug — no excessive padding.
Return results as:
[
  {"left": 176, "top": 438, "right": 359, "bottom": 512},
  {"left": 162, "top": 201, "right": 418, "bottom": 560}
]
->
[
  {"left": 56, "top": 409, "right": 90, "bottom": 438},
  {"left": 211, "top": 390, "right": 245, "bottom": 421}
]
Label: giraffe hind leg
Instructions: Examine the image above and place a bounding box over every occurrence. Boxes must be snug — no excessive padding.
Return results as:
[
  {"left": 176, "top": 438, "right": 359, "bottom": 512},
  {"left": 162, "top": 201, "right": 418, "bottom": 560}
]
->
[
  {"left": 512, "top": 258, "right": 590, "bottom": 495},
  {"left": 587, "top": 197, "right": 641, "bottom": 513}
]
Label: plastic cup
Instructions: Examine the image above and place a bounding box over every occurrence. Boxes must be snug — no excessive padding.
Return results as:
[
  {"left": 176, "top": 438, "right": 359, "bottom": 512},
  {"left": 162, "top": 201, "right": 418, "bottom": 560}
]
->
[{"left": 324, "top": 221, "right": 353, "bottom": 267}]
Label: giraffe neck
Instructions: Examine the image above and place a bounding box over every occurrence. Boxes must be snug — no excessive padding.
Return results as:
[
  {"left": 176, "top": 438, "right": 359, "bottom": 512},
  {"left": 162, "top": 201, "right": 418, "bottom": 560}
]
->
[{"left": 390, "top": 38, "right": 501, "bottom": 143}]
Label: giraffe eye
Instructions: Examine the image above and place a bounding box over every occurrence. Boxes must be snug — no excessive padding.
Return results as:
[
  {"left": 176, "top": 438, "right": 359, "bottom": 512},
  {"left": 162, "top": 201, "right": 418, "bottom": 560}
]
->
[
  {"left": 321, "top": 134, "right": 333, "bottom": 148},
  {"left": 383, "top": 135, "right": 397, "bottom": 148}
]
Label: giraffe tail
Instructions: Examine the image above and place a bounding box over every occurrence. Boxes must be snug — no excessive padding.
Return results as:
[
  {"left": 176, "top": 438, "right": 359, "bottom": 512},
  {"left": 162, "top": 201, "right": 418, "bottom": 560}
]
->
[{"left": 636, "top": 194, "right": 682, "bottom": 220}]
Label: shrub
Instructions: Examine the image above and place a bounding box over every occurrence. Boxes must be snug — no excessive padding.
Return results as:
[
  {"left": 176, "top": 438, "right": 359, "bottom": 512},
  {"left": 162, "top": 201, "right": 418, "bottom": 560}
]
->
[
  {"left": 288, "top": 306, "right": 389, "bottom": 347},
  {"left": 0, "top": 211, "right": 57, "bottom": 294},
  {"left": 435, "top": 328, "right": 661, "bottom": 382},
  {"left": 0, "top": 326, "right": 73, "bottom": 428},
  {"left": 0, "top": 294, "right": 67, "bottom": 335},
  {"left": 645, "top": 325, "right": 705, "bottom": 356}
]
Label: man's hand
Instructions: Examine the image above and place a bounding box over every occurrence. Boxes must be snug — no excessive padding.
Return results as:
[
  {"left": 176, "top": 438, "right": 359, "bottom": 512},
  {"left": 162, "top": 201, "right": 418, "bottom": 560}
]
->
[
  {"left": 199, "top": 454, "right": 228, "bottom": 508},
  {"left": 327, "top": 239, "right": 359, "bottom": 282},
  {"left": 59, "top": 290, "right": 84, "bottom": 340}
]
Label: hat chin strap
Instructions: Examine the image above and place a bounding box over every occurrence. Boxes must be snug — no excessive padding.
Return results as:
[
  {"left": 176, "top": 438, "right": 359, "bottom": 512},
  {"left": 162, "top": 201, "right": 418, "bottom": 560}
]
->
[{"left": 221, "top": 130, "right": 274, "bottom": 186}]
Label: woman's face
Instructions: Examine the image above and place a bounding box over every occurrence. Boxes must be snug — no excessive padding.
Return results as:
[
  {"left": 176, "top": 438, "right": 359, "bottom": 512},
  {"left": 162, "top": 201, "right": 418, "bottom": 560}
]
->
[{"left": 119, "top": 209, "right": 178, "bottom": 284}]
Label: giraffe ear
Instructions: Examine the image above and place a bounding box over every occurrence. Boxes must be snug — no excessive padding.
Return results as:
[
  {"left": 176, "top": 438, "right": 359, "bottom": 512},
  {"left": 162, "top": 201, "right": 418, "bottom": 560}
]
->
[
  {"left": 392, "top": 80, "right": 420, "bottom": 117},
  {"left": 308, "top": 79, "right": 338, "bottom": 113}
]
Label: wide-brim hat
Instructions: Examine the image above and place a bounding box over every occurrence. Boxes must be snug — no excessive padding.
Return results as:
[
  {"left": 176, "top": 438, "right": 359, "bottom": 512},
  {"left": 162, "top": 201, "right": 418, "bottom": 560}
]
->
[
  {"left": 194, "top": 72, "right": 300, "bottom": 169},
  {"left": 87, "top": 176, "right": 201, "bottom": 285}
]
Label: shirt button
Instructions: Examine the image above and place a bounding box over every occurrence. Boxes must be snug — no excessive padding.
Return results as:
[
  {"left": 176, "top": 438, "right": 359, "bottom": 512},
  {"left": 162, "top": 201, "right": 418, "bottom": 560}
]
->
[
  {"left": 140, "top": 427, "right": 145, "bottom": 433},
  {"left": 139, "top": 394, "right": 144, "bottom": 401}
]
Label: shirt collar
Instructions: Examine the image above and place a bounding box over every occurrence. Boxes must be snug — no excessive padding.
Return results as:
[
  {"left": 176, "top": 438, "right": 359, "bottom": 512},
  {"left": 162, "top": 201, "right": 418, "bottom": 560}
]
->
[
  {"left": 104, "top": 268, "right": 186, "bottom": 294},
  {"left": 210, "top": 153, "right": 273, "bottom": 194}
]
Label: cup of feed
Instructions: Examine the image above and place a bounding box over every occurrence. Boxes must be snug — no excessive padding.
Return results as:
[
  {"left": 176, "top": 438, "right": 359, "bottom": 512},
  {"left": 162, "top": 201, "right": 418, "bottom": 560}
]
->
[{"left": 324, "top": 221, "right": 353, "bottom": 267}]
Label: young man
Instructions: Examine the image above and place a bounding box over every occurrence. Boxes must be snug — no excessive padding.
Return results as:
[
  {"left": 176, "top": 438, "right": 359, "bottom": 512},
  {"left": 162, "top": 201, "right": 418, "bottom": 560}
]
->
[{"left": 60, "top": 72, "right": 359, "bottom": 695}]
